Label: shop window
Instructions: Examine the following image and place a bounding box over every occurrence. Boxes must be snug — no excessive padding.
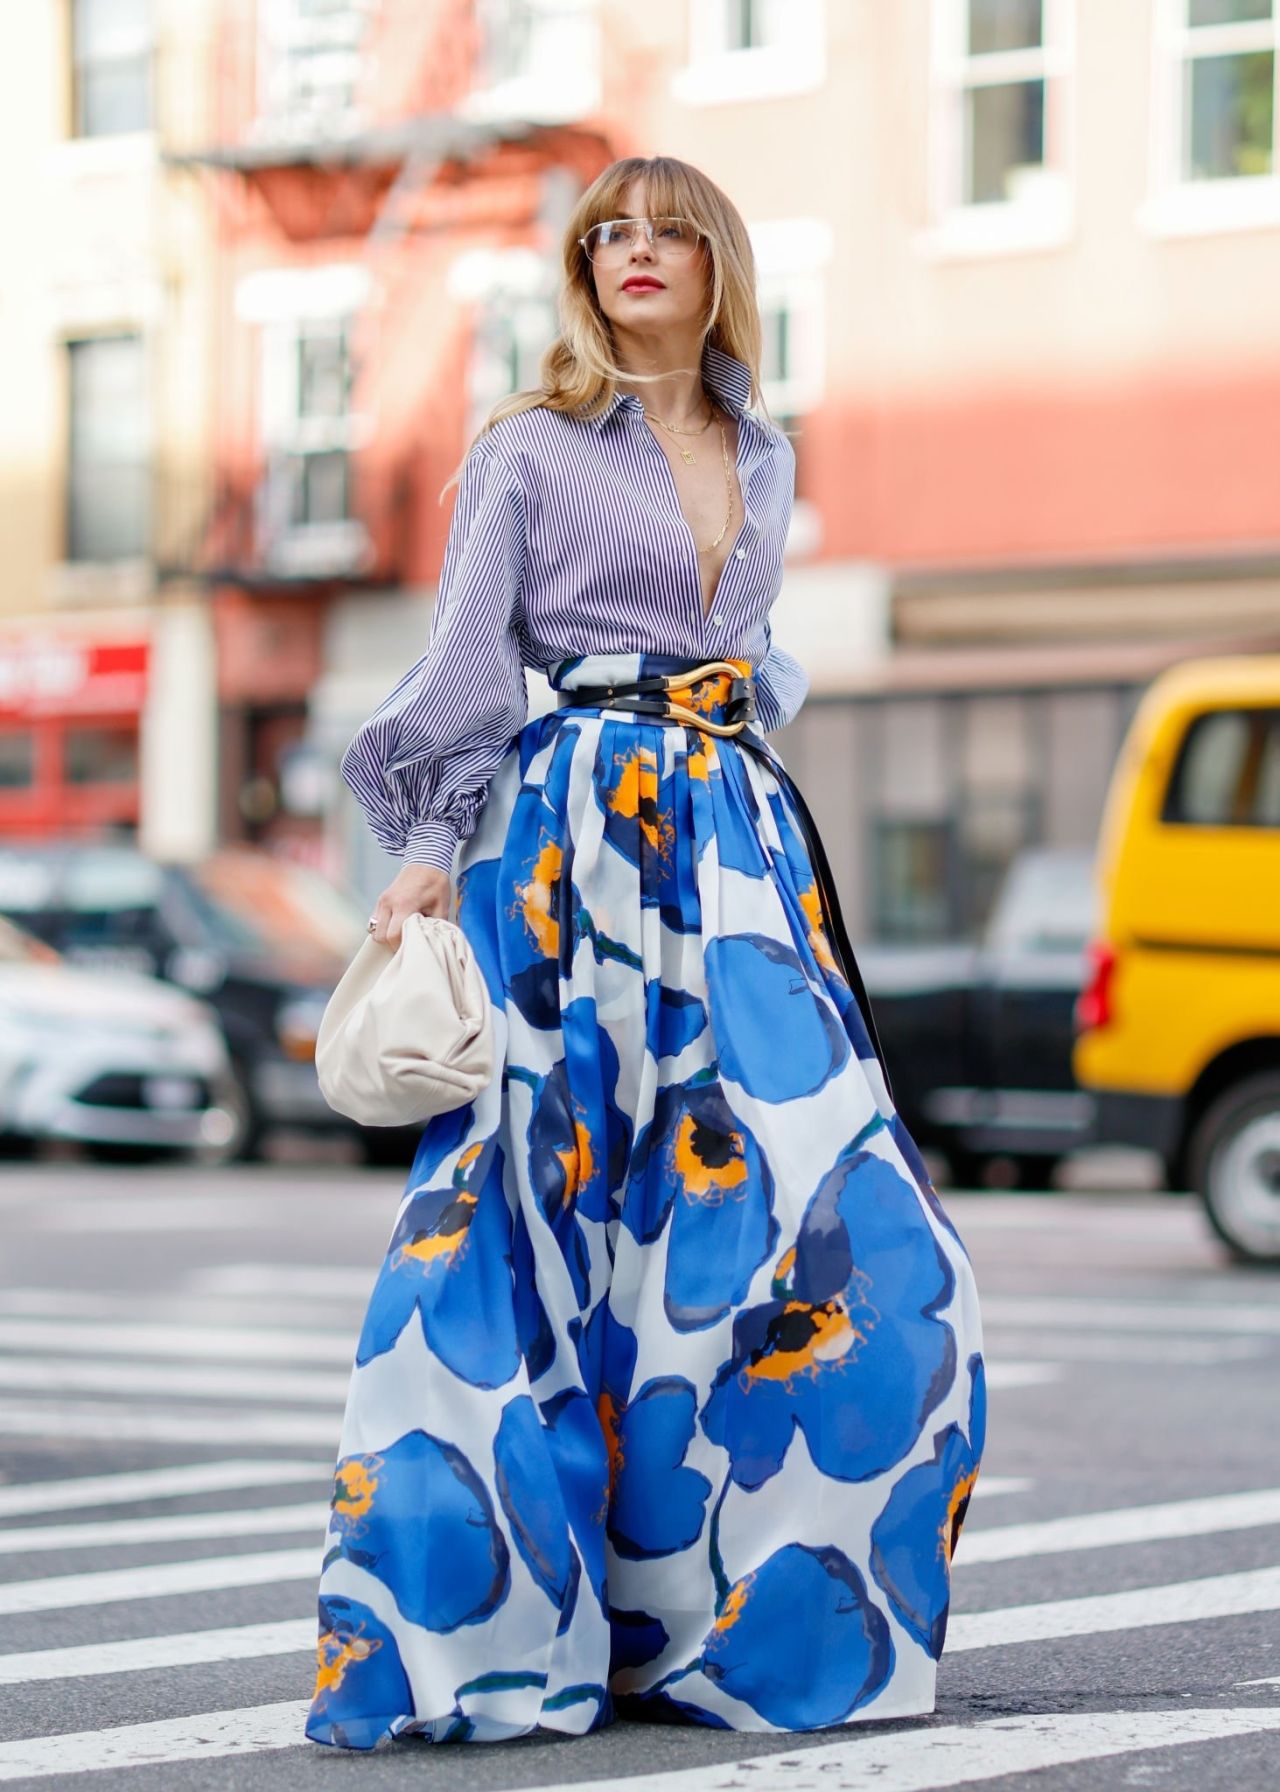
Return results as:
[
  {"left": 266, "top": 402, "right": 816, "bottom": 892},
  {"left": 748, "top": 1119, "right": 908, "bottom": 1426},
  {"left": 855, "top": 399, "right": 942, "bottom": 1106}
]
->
[
  {"left": 66, "top": 335, "right": 150, "bottom": 563},
  {"left": 674, "top": 0, "right": 826, "bottom": 105},
  {"left": 0, "top": 734, "right": 34, "bottom": 790},
  {"left": 255, "top": 0, "right": 373, "bottom": 139},
  {"left": 923, "top": 0, "right": 1073, "bottom": 255},
  {"left": 64, "top": 725, "right": 139, "bottom": 786},
  {"left": 71, "top": 0, "right": 152, "bottom": 138}
]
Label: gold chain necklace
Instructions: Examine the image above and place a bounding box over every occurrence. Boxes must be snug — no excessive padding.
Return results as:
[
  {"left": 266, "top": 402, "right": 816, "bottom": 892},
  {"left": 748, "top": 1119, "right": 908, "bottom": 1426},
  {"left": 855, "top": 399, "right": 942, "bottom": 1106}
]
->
[
  {"left": 642, "top": 401, "right": 714, "bottom": 464},
  {"left": 667, "top": 413, "right": 734, "bottom": 553}
]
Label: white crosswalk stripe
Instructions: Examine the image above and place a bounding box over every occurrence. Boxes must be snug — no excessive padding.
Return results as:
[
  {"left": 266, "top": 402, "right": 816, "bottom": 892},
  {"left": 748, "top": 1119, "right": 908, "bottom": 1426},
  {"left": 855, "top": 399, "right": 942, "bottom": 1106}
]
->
[
  {"left": 0, "top": 1701, "right": 1277, "bottom": 1785},
  {"left": 0, "top": 1459, "right": 329, "bottom": 1519},
  {"left": 0, "top": 1501, "right": 329, "bottom": 1556}
]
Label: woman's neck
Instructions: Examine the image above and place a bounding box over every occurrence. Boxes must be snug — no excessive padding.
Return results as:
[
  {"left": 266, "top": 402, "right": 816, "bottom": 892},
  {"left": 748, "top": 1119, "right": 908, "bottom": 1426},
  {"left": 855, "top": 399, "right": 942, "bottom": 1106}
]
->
[{"left": 612, "top": 331, "right": 709, "bottom": 427}]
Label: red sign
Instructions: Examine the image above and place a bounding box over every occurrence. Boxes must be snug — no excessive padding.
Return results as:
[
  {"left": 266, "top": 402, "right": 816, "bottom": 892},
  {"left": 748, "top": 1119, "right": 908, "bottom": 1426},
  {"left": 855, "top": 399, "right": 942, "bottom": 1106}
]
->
[{"left": 0, "top": 635, "right": 149, "bottom": 719}]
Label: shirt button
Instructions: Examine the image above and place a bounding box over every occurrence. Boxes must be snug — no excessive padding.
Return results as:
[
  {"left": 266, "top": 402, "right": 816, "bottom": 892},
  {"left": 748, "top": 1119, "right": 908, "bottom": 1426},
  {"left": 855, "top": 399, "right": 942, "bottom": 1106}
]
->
[
  {"left": 734, "top": 547, "right": 746, "bottom": 559},
  {"left": 711, "top": 612, "right": 724, "bottom": 625}
]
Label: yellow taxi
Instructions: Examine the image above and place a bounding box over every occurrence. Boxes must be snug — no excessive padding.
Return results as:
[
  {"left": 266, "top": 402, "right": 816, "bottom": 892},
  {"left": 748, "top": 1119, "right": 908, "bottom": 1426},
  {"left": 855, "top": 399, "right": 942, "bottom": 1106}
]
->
[{"left": 1073, "top": 656, "right": 1280, "bottom": 1262}]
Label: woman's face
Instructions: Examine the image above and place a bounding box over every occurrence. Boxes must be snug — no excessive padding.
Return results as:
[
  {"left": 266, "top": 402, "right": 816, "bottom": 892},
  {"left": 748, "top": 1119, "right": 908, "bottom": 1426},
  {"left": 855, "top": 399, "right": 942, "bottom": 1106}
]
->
[{"left": 587, "top": 178, "right": 710, "bottom": 338}]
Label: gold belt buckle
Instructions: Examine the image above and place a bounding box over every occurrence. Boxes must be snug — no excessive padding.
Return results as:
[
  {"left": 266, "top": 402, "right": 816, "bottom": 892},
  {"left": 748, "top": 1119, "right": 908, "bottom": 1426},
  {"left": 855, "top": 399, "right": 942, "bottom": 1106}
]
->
[{"left": 660, "top": 660, "right": 753, "bottom": 737}]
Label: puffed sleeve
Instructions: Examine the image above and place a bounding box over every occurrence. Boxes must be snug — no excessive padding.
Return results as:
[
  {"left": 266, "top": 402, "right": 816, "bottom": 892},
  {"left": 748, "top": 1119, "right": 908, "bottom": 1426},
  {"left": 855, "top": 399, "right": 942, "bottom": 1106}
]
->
[
  {"left": 753, "top": 623, "right": 810, "bottom": 731},
  {"left": 339, "top": 437, "right": 528, "bottom": 874}
]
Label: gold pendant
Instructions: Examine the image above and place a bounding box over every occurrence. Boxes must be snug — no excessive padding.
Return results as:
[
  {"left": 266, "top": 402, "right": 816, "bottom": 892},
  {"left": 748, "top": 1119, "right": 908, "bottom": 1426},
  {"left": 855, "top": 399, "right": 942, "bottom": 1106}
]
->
[{"left": 680, "top": 447, "right": 695, "bottom": 464}]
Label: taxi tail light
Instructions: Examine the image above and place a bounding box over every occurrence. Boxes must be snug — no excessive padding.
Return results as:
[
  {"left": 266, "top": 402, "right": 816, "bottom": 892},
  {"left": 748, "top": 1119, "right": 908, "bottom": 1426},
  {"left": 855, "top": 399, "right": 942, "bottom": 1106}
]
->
[{"left": 1075, "top": 939, "right": 1118, "bottom": 1033}]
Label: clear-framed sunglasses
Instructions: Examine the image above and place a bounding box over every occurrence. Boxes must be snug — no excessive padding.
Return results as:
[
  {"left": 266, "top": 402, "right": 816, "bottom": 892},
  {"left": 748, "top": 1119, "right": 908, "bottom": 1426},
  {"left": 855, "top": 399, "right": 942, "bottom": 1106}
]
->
[{"left": 578, "top": 216, "right": 706, "bottom": 265}]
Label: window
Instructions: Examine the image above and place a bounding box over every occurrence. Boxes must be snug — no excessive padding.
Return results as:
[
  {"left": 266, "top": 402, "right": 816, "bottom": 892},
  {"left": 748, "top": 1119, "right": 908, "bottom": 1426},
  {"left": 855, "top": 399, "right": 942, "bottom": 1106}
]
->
[
  {"left": 66, "top": 335, "right": 150, "bottom": 563},
  {"left": 64, "top": 726, "right": 140, "bottom": 787},
  {"left": 255, "top": 0, "right": 373, "bottom": 138},
  {"left": 923, "top": 0, "right": 1074, "bottom": 256},
  {"left": 0, "top": 734, "right": 34, "bottom": 790},
  {"left": 71, "top": 0, "right": 152, "bottom": 137},
  {"left": 1145, "top": 1, "right": 1280, "bottom": 232},
  {"left": 673, "top": 0, "right": 826, "bottom": 106},
  {"left": 465, "top": 0, "right": 601, "bottom": 123},
  {"left": 1181, "top": 0, "right": 1275, "bottom": 179},
  {"left": 1164, "top": 707, "right": 1280, "bottom": 827},
  {"left": 258, "top": 311, "right": 368, "bottom": 570},
  {"left": 749, "top": 219, "right": 829, "bottom": 419}
]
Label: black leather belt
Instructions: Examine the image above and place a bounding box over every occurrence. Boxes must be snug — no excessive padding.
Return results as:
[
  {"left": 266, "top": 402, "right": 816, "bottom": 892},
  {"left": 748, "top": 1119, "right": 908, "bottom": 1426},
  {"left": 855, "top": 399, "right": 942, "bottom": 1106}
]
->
[{"left": 555, "top": 662, "right": 894, "bottom": 1101}]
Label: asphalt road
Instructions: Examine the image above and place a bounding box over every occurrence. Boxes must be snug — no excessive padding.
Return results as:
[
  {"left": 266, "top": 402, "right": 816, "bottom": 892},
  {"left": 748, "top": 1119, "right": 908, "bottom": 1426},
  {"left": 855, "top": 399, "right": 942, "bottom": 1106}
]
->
[{"left": 0, "top": 1159, "right": 1277, "bottom": 1791}]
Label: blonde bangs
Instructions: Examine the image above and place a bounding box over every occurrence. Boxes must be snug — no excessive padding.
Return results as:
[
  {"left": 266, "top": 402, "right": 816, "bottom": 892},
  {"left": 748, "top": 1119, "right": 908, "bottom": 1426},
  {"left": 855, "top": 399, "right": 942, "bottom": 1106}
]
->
[{"left": 441, "top": 156, "right": 778, "bottom": 500}]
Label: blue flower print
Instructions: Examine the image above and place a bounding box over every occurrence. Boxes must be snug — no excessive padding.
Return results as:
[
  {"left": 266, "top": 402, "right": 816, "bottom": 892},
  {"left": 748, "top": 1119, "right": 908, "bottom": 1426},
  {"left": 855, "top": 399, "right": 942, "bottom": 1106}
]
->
[
  {"left": 701, "top": 1147, "right": 957, "bottom": 1490},
  {"left": 701, "top": 1542, "right": 893, "bottom": 1728},
  {"left": 622, "top": 1068, "right": 777, "bottom": 1330},
  {"left": 703, "top": 933, "right": 851, "bottom": 1102},
  {"left": 355, "top": 1134, "right": 521, "bottom": 1388},
  {"left": 607, "top": 1376, "right": 713, "bottom": 1560},
  {"left": 324, "top": 1428, "right": 509, "bottom": 1633},
  {"left": 306, "top": 1594, "right": 414, "bottom": 1750},
  {"left": 869, "top": 1352, "right": 988, "bottom": 1658}
]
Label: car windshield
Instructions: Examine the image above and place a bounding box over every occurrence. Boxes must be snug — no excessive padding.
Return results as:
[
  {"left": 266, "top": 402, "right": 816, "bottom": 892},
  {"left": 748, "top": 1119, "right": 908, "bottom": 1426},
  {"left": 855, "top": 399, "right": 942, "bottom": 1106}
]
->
[{"left": 184, "top": 852, "right": 369, "bottom": 961}]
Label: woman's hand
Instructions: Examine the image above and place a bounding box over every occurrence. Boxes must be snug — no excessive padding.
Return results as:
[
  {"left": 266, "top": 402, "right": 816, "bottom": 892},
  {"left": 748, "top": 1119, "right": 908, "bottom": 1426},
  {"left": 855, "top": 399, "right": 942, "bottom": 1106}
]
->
[{"left": 369, "top": 863, "right": 453, "bottom": 947}]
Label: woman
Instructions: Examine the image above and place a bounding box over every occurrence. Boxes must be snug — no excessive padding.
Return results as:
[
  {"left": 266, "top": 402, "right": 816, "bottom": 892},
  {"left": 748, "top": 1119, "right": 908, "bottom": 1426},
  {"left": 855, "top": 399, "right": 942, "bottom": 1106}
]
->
[{"left": 306, "top": 155, "right": 985, "bottom": 1752}]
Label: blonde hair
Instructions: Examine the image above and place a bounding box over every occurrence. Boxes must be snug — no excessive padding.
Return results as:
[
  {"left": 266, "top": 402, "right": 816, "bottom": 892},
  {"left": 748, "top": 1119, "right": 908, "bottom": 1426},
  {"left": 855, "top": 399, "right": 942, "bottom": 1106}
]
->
[{"left": 439, "top": 155, "right": 783, "bottom": 500}]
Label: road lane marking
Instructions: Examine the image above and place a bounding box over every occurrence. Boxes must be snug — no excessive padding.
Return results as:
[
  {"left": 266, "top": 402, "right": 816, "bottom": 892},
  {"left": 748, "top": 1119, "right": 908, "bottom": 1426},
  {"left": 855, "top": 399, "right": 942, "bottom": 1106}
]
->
[
  {"left": 977, "top": 1330, "right": 1266, "bottom": 1365},
  {"left": 961, "top": 1485, "right": 1280, "bottom": 1563},
  {"left": 0, "top": 1548, "right": 319, "bottom": 1616},
  {"left": 0, "top": 1318, "right": 352, "bottom": 1363},
  {"left": 2, "top": 1703, "right": 1279, "bottom": 1785},
  {"left": 0, "top": 1289, "right": 357, "bottom": 1327},
  {"left": 0, "top": 1358, "right": 349, "bottom": 1405},
  {"left": 981, "top": 1295, "right": 1280, "bottom": 1336},
  {"left": 0, "top": 1621, "right": 314, "bottom": 1685},
  {"left": 3, "top": 1561, "right": 1277, "bottom": 1686},
  {"left": 950, "top": 1565, "right": 1280, "bottom": 1649},
  {"left": 184, "top": 1265, "right": 380, "bottom": 1298},
  {"left": 0, "top": 1459, "right": 330, "bottom": 1519},
  {"left": 0, "top": 1502, "right": 329, "bottom": 1556},
  {"left": 0, "top": 1701, "right": 313, "bottom": 1779},
  {"left": 0, "top": 1403, "right": 341, "bottom": 1445}
]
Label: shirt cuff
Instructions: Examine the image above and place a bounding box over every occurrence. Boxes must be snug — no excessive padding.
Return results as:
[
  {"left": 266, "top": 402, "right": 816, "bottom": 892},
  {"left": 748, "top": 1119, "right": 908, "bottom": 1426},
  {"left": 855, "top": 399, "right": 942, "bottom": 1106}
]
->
[{"left": 402, "top": 818, "right": 461, "bottom": 875}]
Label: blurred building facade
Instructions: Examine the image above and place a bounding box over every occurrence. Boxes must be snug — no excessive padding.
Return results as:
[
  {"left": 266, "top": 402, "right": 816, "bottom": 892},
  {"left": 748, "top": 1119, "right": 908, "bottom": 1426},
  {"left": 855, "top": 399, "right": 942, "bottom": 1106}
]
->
[
  {"left": 0, "top": 0, "right": 220, "bottom": 865},
  {"left": 3, "top": 2, "right": 1277, "bottom": 936}
]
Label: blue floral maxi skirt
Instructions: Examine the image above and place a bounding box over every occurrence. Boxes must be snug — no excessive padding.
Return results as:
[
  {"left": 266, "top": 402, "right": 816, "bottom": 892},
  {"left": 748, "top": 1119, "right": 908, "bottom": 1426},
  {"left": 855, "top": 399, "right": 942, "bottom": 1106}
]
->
[{"left": 305, "top": 653, "right": 987, "bottom": 1749}]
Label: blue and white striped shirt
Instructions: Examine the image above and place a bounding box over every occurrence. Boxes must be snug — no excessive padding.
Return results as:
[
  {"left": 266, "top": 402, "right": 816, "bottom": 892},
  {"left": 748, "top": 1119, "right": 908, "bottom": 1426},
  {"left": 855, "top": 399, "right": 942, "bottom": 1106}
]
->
[{"left": 340, "top": 341, "right": 810, "bottom": 873}]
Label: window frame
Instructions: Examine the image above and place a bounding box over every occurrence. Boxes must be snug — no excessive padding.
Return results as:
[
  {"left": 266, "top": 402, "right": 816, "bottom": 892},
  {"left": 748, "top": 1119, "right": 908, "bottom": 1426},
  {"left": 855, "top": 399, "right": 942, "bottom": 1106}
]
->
[
  {"left": 672, "top": 0, "right": 826, "bottom": 107},
  {"left": 64, "top": 332, "right": 151, "bottom": 566},
  {"left": 919, "top": 0, "right": 1076, "bottom": 261},
  {"left": 1141, "top": 0, "right": 1280, "bottom": 237},
  {"left": 69, "top": 0, "right": 154, "bottom": 139}
]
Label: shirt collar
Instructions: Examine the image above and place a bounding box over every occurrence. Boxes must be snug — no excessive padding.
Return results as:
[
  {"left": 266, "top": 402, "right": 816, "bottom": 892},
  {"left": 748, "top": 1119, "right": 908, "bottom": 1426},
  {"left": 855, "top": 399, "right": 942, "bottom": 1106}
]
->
[{"left": 584, "top": 340, "right": 755, "bottom": 430}]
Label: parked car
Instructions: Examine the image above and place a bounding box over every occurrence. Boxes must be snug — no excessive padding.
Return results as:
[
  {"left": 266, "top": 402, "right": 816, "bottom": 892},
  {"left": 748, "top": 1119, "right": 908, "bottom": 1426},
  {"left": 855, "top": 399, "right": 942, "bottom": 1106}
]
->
[
  {"left": 1074, "top": 655, "right": 1280, "bottom": 1263},
  {"left": 859, "top": 847, "right": 1098, "bottom": 1188},
  {"left": 0, "top": 842, "right": 405, "bottom": 1162},
  {"left": 0, "top": 911, "right": 233, "bottom": 1159}
]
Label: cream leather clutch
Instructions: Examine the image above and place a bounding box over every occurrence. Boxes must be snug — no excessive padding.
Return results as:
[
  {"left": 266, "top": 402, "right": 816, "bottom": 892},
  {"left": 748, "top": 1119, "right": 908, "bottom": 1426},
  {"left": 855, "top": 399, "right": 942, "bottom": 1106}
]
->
[{"left": 315, "top": 913, "right": 494, "bottom": 1128}]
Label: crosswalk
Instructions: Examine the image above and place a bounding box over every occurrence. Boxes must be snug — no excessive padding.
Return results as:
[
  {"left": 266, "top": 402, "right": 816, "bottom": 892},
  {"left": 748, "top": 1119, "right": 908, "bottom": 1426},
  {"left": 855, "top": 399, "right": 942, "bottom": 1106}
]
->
[{"left": 0, "top": 1212, "right": 1277, "bottom": 1789}]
